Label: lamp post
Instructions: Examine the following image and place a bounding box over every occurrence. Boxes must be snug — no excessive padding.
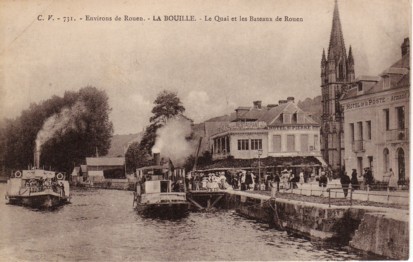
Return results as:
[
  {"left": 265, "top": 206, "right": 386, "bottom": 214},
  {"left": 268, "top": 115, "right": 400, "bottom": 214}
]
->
[{"left": 258, "top": 149, "right": 263, "bottom": 190}]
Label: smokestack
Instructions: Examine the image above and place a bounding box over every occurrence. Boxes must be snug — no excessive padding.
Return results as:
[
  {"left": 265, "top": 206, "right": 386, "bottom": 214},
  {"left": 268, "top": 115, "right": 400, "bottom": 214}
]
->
[
  {"left": 34, "top": 150, "right": 40, "bottom": 168},
  {"left": 153, "top": 153, "right": 161, "bottom": 166}
]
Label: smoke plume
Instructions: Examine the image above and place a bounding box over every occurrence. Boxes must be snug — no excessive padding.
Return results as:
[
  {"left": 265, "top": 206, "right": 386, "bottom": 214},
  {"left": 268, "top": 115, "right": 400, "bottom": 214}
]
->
[
  {"left": 35, "top": 101, "right": 87, "bottom": 153},
  {"left": 152, "top": 117, "right": 193, "bottom": 166}
]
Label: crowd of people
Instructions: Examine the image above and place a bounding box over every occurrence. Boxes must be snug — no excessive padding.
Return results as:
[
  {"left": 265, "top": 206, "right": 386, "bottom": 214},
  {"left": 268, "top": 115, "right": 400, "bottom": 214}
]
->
[
  {"left": 188, "top": 168, "right": 319, "bottom": 192},
  {"left": 181, "top": 165, "right": 400, "bottom": 197}
]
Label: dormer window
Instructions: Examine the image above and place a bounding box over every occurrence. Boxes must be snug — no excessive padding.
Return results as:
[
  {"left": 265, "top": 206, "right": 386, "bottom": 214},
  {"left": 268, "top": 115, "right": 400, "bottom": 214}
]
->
[{"left": 383, "top": 75, "right": 390, "bottom": 90}]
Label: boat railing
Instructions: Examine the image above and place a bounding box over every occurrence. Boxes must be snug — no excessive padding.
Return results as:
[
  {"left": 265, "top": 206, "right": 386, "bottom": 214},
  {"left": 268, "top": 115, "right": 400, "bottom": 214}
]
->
[{"left": 141, "top": 192, "right": 187, "bottom": 203}]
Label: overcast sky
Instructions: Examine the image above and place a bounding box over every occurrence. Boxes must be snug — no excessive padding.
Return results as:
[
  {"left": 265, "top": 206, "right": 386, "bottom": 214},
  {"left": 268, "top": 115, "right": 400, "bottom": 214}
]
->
[{"left": 0, "top": 0, "right": 410, "bottom": 134}]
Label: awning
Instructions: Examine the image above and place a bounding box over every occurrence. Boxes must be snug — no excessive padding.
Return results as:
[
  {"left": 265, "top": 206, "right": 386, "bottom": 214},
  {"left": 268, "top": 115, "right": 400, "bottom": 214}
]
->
[{"left": 316, "top": 156, "right": 328, "bottom": 166}]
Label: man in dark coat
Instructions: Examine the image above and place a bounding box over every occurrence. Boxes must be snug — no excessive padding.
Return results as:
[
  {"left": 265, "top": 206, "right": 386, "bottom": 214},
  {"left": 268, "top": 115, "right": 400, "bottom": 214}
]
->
[
  {"left": 273, "top": 172, "right": 280, "bottom": 192},
  {"left": 340, "top": 172, "right": 351, "bottom": 197},
  {"left": 319, "top": 172, "right": 328, "bottom": 196},
  {"left": 350, "top": 169, "right": 359, "bottom": 190},
  {"left": 364, "top": 167, "right": 374, "bottom": 188}
]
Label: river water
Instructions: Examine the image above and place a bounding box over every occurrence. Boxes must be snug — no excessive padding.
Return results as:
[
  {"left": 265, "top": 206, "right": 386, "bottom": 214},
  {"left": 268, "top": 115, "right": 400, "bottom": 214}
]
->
[{"left": 0, "top": 184, "right": 375, "bottom": 261}]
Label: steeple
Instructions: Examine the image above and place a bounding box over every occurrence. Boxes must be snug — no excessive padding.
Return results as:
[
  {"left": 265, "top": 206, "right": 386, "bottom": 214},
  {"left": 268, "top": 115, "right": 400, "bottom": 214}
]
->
[
  {"left": 347, "top": 45, "right": 355, "bottom": 81},
  {"left": 348, "top": 45, "right": 354, "bottom": 64},
  {"left": 327, "top": 0, "right": 347, "bottom": 62},
  {"left": 321, "top": 49, "right": 327, "bottom": 65}
]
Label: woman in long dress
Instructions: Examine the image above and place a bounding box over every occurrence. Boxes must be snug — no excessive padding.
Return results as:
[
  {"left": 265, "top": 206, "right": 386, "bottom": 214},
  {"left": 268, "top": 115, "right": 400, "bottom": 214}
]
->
[
  {"left": 388, "top": 168, "right": 398, "bottom": 191},
  {"left": 299, "top": 172, "right": 305, "bottom": 186}
]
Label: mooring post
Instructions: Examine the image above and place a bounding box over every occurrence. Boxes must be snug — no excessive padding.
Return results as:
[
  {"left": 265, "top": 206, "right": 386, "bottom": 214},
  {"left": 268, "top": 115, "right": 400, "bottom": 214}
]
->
[
  {"left": 367, "top": 185, "right": 370, "bottom": 201},
  {"left": 328, "top": 189, "right": 331, "bottom": 208},
  {"left": 387, "top": 186, "right": 390, "bottom": 202}
]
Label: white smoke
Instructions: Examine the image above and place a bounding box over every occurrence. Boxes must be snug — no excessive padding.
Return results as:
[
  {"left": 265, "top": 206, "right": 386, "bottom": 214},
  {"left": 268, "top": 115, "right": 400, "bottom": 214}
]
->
[
  {"left": 152, "top": 117, "right": 193, "bottom": 166},
  {"left": 35, "top": 101, "right": 87, "bottom": 152}
]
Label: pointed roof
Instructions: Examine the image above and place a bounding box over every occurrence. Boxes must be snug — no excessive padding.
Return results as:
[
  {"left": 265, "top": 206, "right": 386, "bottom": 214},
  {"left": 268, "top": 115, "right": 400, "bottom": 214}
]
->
[
  {"left": 321, "top": 49, "right": 327, "bottom": 65},
  {"left": 348, "top": 46, "right": 354, "bottom": 63},
  {"left": 328, "top": 0, "right": 347, "bottom": 61}
]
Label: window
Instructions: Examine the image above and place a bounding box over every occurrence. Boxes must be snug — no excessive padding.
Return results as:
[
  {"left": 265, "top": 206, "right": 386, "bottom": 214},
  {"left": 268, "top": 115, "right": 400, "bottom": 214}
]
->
[
  {"left": 314, "top": 135, "right": 319, "bottom": 150},
  {"left": 396, "top": 106, "right": 405, "bottom": 129},
  {"left": 357, "top": 122, "right": 363, "bottom": 140},
  {"left": 273, "top": 135, "right": 281, "bottom": 152},
  {"left": 338, "top": 63, "right": 344, "bottom": 79},
  {"left": 251, "top": 139, "right": 262, "bottom": 150},
  {"left": 300, "top": 134, "right": 309, "bottom": 152},
  {"left": 366, "top": 121, "right": 371, "bottom": 140},
  {"left": 357, "top": 82, "right": 363, "bottom": 92},
  {"left": 287, "top": 135, "right": 295, "bottom": 151},
  {"left": 349, "top": 123, "right": 355, "bottom": 142},
  {"left": 383, "top": 109, "right": 390, "bottom": 130},
  {"left": 383, "top": 148, "right": 389, "bottom": 173},
  {"left": 237, "top": 139, "right": 249, "bottom": 150}
]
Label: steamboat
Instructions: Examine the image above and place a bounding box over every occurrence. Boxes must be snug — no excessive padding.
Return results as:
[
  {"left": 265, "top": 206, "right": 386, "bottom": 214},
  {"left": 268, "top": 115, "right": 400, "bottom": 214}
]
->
[
  {"left": 5, "top": 169, "right": 70, "bottom": 208},
  {"left": 133, "top": 154, "right": 189, "bottom": 218},
  {"left": 4, "top": 150, "right": 70, "bottom": 208}
]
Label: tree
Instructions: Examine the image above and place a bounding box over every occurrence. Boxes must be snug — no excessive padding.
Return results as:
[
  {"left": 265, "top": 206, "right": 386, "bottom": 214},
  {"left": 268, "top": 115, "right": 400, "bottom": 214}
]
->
[
  {"left": 1, "top": 86, "right": 113, "bottom": 173},
  {"left": 125, "top": 90, "right": 188, "bottom": 170},
  {"left": 138, "top": 90, "right": 186, "bottom": 155},
  {"left": 124, "top": 142, "right": 152, "bottom": 173}
]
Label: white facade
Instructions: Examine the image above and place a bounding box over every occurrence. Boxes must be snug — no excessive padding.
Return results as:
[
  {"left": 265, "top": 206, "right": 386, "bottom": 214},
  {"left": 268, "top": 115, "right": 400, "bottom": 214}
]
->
[
  {"left": 340, "top": 39, "right": 410, "bottom": 183},
  {"left": 211, "top": 122, "right": 321, "bottom": 160},
  {"left": 341, "top": 88, "right": 409, "bottom": 182}
]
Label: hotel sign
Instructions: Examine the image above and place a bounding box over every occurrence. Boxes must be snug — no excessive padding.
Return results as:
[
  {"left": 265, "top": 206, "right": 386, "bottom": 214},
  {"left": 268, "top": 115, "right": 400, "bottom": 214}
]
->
[{"left": 344, "top": 90, "right": 409, "bottom": 111}]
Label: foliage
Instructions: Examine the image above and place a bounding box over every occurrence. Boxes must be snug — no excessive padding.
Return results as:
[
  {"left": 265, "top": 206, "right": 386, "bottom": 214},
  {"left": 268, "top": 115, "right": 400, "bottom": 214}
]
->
[
  {"left": 126, "top": 90, "right": 186, "bottom": 169},
  {"left": 183, "top": 150, "right": 213, "bottom": 171},
  {"left": 124, "top": 141, "right": 152, "bottom": 173},
  {"left": 0, "top": 86, "right": 113, "bottom": 173}
]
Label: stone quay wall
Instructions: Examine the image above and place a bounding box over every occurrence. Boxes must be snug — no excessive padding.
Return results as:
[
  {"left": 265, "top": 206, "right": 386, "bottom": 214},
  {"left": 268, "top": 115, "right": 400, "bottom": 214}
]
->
[{"left": 225, "top": 191, "right": 409, "bottom": 260}]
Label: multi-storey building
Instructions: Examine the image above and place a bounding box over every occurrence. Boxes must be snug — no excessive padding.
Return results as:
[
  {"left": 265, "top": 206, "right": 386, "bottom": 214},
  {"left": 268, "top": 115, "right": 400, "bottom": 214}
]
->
[
  {"left": 340, "top": 38, "right": 410, "bottom": 182},
  {"left": 210, "top": 98, "right": 323, "bottom": 165},
  {"left": 320, "top": 0, "right": 355, "bottom": 169}
]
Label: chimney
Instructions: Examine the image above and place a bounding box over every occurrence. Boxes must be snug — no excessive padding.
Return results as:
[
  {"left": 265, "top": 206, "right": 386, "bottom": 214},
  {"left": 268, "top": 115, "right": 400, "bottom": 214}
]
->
[
  {"left": 34, "top": 150, "right": 40, "bottom": 168},
  {"left": 287, "top": 97, "right": 295, "bottom": 103},
  {"left": 253, "top": 100, "right": 262, "bottom": 109},
  {"left": 153, "top": 153, "right": 161, "bottom": 166},
  {"left": 235, "top": 107, "right": 250, "bottom": 119},
  {"left": 267, "top": 104, "right": 278, "bottom": 109},
  {"left": 401, "top": 37, "right": 410, "bottom": 56},
  {"left": 279, "top": 100, "right": 288, "bottom": 104}
]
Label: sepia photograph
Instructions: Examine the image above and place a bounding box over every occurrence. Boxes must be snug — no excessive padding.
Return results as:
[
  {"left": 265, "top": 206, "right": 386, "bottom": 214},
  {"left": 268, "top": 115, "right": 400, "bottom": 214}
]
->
[{"left": 0, "top": 0, "right": 411, "bottom": 261}]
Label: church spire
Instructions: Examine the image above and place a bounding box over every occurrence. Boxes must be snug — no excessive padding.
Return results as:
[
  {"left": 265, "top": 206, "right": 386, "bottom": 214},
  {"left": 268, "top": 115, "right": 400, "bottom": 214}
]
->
[
  {"left": 327, "top": 0, "right": 347, "bottom": 61},
  {"left": 348, "top": 45, "right": 354, "bottom": 63},
  {"left": 321, "top": 48, "right": 327, "bottom": 65}
]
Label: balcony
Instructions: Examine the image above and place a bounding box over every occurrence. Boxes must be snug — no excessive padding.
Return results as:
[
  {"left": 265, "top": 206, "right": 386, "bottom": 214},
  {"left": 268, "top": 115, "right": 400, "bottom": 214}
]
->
[
  {"left": 385, "top": 128, "right": 409, "bottom": 142},
  {"left": 352, "top": 140, "right": 365, "bottom": 153}
]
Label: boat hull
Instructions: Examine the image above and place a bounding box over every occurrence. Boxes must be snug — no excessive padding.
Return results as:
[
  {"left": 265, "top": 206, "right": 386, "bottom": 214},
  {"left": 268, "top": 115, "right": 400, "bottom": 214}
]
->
[
  {"left": 7, "top": 194, "right": 68, "bottom": 209},
  {"left": 136, "top": 202, "right": 190, "bottom": 218}
]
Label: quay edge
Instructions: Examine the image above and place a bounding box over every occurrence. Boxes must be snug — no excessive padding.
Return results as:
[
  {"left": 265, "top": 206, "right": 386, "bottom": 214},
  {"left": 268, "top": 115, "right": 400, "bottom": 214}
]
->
[{"left": 224, "top": 191, "right": 408, "bottom": 260}]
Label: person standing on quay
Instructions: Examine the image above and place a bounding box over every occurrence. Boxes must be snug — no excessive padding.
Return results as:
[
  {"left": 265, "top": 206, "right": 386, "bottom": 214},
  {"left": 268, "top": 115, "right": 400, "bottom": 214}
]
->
[
  {"left": 388, "top": 168, "right": 398, "bottom": 191},
  {"left": 340, "top": 171, "right": 351, "bottom": 198},
  {"left": 364, "top": 167, "right": 374, "bottom": 189},
  {"left": 350, "top": 169, "right": 359, "bottom": 190},
  {"left": 274, "top": 172, "right": 280, "bottom": 192},
  {"left": 319, "top": 172, "right": 328, "bottom": 196}
]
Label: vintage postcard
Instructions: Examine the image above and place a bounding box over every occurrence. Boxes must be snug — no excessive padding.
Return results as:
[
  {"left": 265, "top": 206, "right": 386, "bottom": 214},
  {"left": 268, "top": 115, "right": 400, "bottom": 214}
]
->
[{"left": 0, "top": 0, "right": 410, "bottom": 261}]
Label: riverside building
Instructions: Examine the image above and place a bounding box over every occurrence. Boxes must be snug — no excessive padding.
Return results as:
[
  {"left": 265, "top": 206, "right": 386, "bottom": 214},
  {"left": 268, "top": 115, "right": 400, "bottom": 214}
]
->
[
  {"left": 340, "top": 38, "right": 410, "bottom": 183},
  {"left": 209, "top": 98, "right": 325, "bottom": 173}
]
